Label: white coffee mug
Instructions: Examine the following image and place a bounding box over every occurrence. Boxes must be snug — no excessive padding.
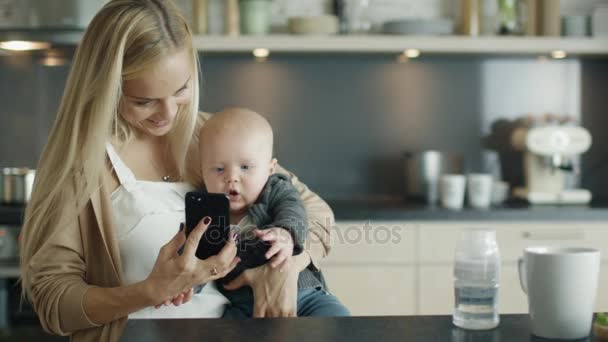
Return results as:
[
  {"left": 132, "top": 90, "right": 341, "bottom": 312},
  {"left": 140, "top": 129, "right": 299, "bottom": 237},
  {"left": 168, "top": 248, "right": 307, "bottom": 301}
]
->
[
  {"left": 467, "top": 173, "right": 493, "bottom": 209},
  {"left": 518, "top": 247, "right": 600, "bottom": 339},
  {"left": 440, "top": 174, "right": 466, "bottom": 210},
  {"left": 490, "top": 180, "right": 509, "bottom": 206}
]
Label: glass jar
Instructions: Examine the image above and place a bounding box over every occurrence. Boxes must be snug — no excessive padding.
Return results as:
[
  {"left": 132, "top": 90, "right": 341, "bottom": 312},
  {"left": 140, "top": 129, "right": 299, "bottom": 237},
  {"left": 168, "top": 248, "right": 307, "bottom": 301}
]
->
[
  {"left": 461, "top": 0, "right": 482, "bottom": 36},
  {"left": 497, "top": 0, "right": 521, "bottom": 35},
  {"left": 344, "top": 0, "right": 372, "bottom": 34},
  {"left": 239, "top": 0, "right": 272, "bottom": 35}
]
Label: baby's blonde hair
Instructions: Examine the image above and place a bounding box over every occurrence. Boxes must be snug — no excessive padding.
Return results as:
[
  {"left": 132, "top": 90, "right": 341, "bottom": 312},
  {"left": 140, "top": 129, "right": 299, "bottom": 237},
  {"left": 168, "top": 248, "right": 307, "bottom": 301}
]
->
[{"left": 190, "top": 108, "right": 275, "bottom": 188}]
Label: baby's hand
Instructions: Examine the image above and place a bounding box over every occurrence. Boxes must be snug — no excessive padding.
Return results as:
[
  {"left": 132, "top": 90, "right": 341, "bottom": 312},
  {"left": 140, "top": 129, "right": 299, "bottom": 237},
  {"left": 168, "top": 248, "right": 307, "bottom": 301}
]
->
[
  {"left": 255, "top": 228, "right": 294, "bottom": 272},
  {"left": 154, "top": 288, "right": 194, "bottom": 309}
]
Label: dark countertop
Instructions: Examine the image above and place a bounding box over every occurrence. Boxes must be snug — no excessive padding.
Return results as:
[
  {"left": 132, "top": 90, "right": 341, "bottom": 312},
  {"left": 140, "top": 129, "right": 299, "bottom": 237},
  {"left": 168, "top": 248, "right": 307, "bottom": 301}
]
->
[
  {"left": 117, "top": 315, "right": 593, "bottom": 342},
  {"left": 0, "top": 325, "right": 67, "bottom": 341},
  {"left": 328, "top": 199, "right": 608, "bottom": 221},
  {"left": 0, "top": 315, "right": 598, "bottom": 341}
]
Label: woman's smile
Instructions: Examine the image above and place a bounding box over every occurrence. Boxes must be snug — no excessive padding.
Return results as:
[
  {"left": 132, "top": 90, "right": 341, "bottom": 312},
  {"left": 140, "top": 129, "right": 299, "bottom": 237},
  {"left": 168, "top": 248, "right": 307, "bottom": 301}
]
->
[{"left": 147, "top": 118, "right": 170, "bottom": 127}]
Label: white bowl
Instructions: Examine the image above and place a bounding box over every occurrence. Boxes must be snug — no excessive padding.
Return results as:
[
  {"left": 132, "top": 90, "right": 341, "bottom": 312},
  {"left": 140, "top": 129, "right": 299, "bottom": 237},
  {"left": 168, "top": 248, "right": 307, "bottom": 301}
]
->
[
  {"left": 382, "top": 18, "right": 454, "bottom": 35},
  {"left": 288, "top": 15, "right": 339, "bottom": 35}
]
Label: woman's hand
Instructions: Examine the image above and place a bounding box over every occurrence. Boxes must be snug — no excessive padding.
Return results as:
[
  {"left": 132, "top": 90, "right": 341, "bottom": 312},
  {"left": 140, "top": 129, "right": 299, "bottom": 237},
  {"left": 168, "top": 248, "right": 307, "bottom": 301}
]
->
[
  {"left": 224, "top": 260, "right": 299, "bottom": 317},
  {"left": 223, "top": 255, "right": 300, "bottom": 317},
  {"left": 145, "top": 217, "right": 240, "bottom": 308},
  {"left": 154, "top": 288, "right": 194, "bottom": 309}
]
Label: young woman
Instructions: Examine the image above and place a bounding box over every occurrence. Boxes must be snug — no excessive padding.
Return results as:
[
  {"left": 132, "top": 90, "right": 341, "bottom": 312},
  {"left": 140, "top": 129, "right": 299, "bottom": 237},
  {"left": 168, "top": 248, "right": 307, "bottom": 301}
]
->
[{"left": 19, "top": 1, "right": 333, "bottom": 341}]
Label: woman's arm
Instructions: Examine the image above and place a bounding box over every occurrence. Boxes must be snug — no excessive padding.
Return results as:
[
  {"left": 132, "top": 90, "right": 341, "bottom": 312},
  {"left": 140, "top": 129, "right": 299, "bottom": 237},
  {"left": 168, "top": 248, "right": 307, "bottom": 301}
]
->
[
  {"left": 274, "top": 164, "right": 334, "bottom": 270},
  {"left": 224, "top": 254, "right": 309, "bottom": 317},
  {"left": 85, "top": 220, "right": 239, "bottom": 324},
  {"left": 25, "top": 216, "right": 238, "bottom": 334}
]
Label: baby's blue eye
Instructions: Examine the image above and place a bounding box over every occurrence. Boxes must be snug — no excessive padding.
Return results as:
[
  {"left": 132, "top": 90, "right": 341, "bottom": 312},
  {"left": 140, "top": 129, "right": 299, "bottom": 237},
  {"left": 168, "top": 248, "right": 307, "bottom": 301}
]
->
[
  {"left": 241, "top": 165, "right": 250, "bottom": 170},
  {"left": 214, "top": 167, "right": 224, "bottom": 173}
]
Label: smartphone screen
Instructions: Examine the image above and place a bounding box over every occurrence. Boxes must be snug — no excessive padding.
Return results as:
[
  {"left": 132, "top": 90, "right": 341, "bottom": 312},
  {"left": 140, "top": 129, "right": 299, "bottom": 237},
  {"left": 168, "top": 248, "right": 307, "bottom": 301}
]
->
[{"left": 184, "top": 191, "right": 230, "bottom": 260}]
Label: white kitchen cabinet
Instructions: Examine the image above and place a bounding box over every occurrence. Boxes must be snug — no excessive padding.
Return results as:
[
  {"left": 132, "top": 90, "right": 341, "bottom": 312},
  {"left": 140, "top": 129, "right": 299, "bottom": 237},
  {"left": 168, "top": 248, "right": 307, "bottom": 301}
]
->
[
  {"left": 320, "top": 221, "right": 418, "bottom": 316},
  {"left": 417, "top": 263, "right": 529, "bottom": 315},
  {"left": 323, "top": 265, "right": 417, "bottom": 316},
  {"left": 416, "top": 221, "right": 608, "bottom": 315},
  {"left": 417, "top": 265, "right": 452, "bottom": 315},
  {"left": 323, "top": 220, "right": 608, "bottom": 316}
]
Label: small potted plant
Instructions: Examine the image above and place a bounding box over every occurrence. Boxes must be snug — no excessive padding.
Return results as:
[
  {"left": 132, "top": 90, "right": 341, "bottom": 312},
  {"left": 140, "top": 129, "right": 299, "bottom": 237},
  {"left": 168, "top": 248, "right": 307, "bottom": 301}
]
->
[
  {"left": 238, "top": 0, "right": 273, "bottom": 35},
  {"left": 594, "top": 313, "right": 608, "bottom": 340}
]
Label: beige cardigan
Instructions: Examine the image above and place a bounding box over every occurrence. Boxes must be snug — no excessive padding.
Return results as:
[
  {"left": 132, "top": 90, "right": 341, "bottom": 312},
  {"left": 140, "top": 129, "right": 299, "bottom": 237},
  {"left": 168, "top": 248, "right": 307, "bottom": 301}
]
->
[{"left": 23, "top": 117, "right": 334, "bottom": 342}]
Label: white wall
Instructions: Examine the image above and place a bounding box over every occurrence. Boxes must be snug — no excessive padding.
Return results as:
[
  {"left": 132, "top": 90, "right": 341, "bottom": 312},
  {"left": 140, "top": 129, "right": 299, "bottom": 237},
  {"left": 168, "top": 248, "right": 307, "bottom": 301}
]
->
[{"left": 481, "top": 58, "right": 581, "bottom": 134}]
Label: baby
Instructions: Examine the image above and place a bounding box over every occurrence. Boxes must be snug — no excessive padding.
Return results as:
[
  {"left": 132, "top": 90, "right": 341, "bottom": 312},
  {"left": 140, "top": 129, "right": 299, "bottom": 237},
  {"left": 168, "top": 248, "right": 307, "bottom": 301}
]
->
[{"left": 197, "top": 107, "right": 349, "bottom": 318}]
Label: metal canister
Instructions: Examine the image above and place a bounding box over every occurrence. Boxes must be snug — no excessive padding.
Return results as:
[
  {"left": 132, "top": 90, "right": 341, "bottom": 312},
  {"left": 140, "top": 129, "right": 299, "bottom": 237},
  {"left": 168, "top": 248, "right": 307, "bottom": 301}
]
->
[
  {"left": 404, "top": 151, "right": 464, "bottom": 205},
  {"left": 24, "top": 169, "right": 36, "bottom": 203},
  {"left": 0, "top": 226, "right": 19, "bottom": 261},
  {"left": 1, "top": 168, "right": 29, "bottom": 204}
]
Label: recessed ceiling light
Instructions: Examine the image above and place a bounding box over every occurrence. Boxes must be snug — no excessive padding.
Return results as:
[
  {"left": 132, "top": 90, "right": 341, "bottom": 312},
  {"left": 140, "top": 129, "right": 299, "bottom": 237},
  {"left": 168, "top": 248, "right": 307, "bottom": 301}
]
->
[
  {"left": 253, "top": 48, "right": 269, "bottom": 58},
  {"left": 0, "top": 40, "right": 51, "bottom": 51},
  {"left": 404, "top": 49, "right": 421, "bottom": 58},
  {"left": 551, "top": 50, "right": 567, "bottom": 59},
  {"left": 40, "top": 56, "right": 69, "bottom": 67}
]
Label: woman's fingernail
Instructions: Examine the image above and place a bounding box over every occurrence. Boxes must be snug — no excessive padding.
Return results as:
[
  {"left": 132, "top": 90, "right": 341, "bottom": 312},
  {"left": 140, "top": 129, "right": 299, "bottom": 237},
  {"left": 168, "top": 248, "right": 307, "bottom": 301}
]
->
[
  {"left": 203, "top": 216, "right": 211, "bottom": 225},
  {"left": 179, "top": 223, "right": 184, "bottom": 231}
]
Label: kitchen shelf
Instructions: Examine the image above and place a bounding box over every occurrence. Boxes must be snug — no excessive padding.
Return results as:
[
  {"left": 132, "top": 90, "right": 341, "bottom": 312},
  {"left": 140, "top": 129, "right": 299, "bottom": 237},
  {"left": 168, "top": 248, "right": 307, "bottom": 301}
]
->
[{"left": 193, "top": 35, "right": 608, "bottom": 56}]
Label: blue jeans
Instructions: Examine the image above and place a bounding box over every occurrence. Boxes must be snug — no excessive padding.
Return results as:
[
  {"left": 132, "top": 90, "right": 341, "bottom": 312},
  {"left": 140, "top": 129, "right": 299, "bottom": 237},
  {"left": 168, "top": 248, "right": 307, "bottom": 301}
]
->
[{"left": 222, "top": 287, "right": 351, "bottom": 318}]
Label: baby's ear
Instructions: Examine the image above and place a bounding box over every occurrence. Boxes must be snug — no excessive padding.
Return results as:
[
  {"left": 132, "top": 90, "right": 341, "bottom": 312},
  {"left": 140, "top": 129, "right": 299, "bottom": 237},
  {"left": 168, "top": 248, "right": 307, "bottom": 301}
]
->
[{"left": 269, "top": 158, "right": 278, "bottom": 174}]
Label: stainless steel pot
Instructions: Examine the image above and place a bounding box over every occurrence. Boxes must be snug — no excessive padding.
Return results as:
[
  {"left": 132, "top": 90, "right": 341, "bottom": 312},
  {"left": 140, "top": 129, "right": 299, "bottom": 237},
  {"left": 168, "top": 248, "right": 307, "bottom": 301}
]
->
[
  {"left": 0, "top": 225, "right": 19, "bottom": 261},
  {"left": 1, "top": 168, "right": 35, "bottom": 204},
  {"left": 404, "top": 151, "right": 464, "bottom": 204}
]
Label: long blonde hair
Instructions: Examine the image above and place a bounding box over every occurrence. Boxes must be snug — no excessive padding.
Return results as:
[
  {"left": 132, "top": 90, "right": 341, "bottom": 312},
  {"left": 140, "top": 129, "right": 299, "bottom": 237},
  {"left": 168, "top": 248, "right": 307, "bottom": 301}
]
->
[{"left": 20, "top": 0, "right": 199, "bottom": 295}]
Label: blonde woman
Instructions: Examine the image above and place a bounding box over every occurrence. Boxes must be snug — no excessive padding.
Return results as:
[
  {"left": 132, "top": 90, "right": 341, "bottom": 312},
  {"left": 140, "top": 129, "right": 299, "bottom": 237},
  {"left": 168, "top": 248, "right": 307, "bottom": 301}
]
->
[{"left": 19, "top": 0, "right": 333, "bottom": 341}]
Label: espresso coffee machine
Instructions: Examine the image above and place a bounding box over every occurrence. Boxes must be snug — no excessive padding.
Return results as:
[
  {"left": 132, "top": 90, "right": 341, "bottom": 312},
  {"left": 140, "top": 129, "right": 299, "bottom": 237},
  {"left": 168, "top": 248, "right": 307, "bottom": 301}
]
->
[{"left": 513, "top": 125, "right": 592, "bottom": 204}]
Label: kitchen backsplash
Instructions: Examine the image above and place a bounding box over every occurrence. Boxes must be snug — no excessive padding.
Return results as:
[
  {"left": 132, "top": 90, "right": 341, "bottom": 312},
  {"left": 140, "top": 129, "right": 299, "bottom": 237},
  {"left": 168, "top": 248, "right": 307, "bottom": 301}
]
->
[
  {"left": 0, "top": 54, "right": 66, "bottom": 167},
  {"left": 199, "top": 54, "right": 583, "bottom": 199},
  {"left": 1, "top": 52, "right": 594, "bottom": 200},
  {"left": 581, "top": 60, "right": 608, "bottom": 203}
]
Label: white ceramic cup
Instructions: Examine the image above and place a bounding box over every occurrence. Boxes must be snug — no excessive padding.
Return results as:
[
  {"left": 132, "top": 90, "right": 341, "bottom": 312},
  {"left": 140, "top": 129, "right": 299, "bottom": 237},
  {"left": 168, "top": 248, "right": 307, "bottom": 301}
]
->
[
  {"left": 440, "top": 174, "right": 466, "bottom": 210},
  {"left": 490, "top": 180, "right": 509, "bottom": 206},
  {"left": 518, "top": 247, "right": 600, "bottom": 339},
  {"left": 467, "top": 173, "right": 493, "bottom": 209}
]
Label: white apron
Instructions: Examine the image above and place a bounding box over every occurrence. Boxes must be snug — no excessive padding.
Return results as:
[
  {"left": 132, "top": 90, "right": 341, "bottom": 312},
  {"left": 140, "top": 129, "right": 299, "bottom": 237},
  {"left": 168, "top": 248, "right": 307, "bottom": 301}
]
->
[{"left": 106, "top": 143, "right": 229, "bottom": 319}]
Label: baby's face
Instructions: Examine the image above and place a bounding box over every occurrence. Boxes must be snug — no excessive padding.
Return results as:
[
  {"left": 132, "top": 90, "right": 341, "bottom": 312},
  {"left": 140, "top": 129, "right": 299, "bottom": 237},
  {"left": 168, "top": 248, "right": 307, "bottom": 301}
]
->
[{"left": 201, "top": 130, "right": 275, "bottom": 216}]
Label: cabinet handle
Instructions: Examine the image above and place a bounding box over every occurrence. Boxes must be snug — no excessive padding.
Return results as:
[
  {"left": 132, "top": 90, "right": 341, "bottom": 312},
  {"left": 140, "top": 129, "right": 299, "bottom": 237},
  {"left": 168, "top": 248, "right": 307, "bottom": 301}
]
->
[{"left": 521, "top": 230, "right": 584, "bottom": 240}]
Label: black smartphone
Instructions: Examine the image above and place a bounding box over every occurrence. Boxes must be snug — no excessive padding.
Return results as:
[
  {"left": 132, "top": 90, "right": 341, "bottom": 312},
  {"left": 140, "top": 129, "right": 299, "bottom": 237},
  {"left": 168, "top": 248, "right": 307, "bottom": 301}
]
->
[{"left": 185, "top": 191, "right": 230, "bottom": 260}]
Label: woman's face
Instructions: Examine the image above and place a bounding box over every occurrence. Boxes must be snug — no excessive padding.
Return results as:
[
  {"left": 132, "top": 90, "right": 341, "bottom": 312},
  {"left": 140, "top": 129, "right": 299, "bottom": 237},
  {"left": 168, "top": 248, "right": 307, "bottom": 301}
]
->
[{"left": 120, "top": 49, "right": 192, "bottom": 138}]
